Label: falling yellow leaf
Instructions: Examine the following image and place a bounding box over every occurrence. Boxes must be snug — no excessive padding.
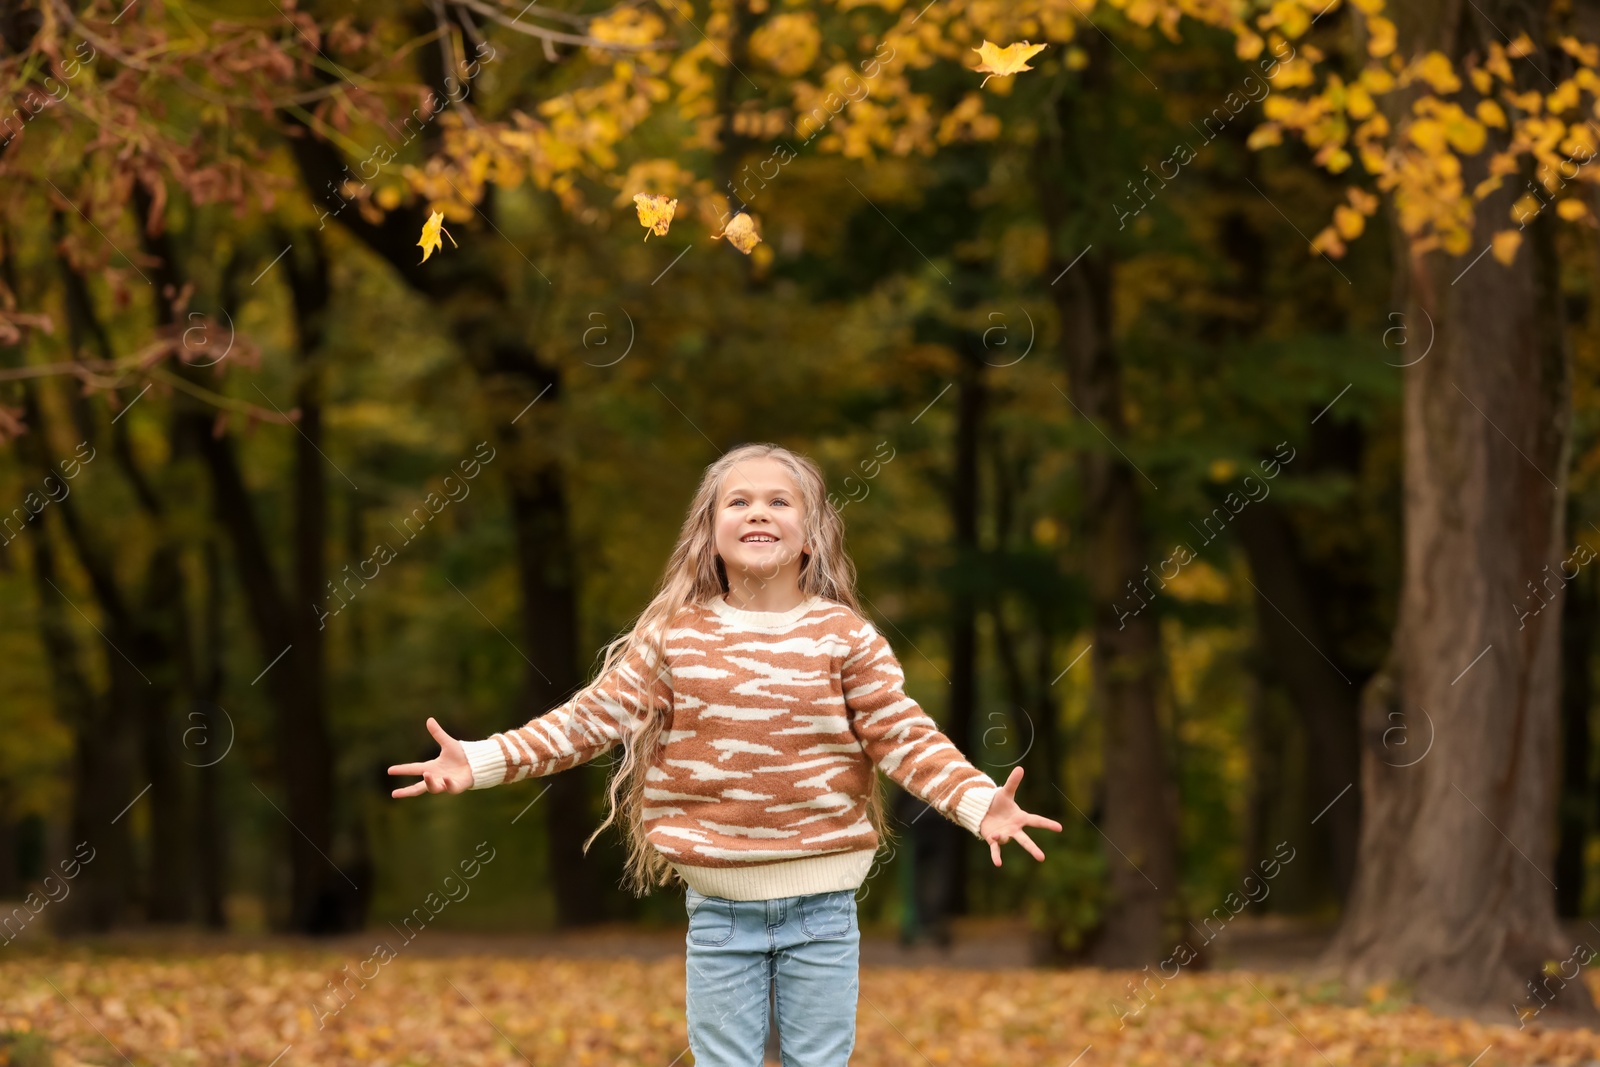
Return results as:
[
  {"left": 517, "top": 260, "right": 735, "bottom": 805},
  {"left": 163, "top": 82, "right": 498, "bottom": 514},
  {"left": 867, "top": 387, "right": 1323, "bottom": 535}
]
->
[
  {"left": 418, "top": 210, "right": 457, "bottom": 264},
  {"left": 1476, "top": 99, "right": 1507, "bottom": 128},
  {"left": 632, "top": 193, "right": 678, "bottom": 239},
  {"left": 972, "top": 40, "right": 1048, "bottom": 87},
  {"left": 714, "top": 212, "right": 762, "bottom": 254},
  {"left": 1491, "top": 229, "right": 1522, "bottom": 265}
]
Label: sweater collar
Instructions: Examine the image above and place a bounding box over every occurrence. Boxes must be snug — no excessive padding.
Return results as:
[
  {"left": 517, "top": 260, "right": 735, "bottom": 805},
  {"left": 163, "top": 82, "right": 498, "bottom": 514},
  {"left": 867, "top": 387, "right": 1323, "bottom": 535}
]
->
[{"left": 708, "top": 593, "right": 823, "bottom": 629}]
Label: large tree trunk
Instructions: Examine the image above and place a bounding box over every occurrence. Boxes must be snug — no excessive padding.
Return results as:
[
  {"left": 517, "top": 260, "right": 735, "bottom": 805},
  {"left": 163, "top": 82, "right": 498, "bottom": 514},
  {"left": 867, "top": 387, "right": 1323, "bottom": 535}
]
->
[
  {"left": 940, "top": 333, "right": 986, "bottom": 917},
  {"left": 1031, "top": 39, "right": 1181, "bottom": 962},
  {"left": 1323, "top": 2, "right": 1584, "bottom": 1011},
  {"left": 1051, "top": 249, "right": 1180, "bottom": 965}
]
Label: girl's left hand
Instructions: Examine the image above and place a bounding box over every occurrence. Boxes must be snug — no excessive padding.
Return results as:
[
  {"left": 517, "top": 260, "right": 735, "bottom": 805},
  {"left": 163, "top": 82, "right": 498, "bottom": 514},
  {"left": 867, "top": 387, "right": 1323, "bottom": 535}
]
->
[{"left": 978, "top": 767, "right": 1064, "bottom": 866}]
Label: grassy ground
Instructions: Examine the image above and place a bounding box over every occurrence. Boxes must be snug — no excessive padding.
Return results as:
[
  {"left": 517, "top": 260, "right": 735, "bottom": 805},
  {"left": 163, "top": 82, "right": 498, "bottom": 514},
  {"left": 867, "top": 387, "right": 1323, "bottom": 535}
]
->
[{"left": 3, "top": 942, "right": 1599, "bottom": 1066}]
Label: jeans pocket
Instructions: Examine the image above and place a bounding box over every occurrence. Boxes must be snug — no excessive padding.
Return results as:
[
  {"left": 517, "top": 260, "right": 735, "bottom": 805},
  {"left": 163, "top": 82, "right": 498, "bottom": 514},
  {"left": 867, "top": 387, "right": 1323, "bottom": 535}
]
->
[
  {"left": 798, "top": 890, "right": 855, "bottom": 940},
  {"left": 687, "top": 893, "right": 736, "bottom": 947}
]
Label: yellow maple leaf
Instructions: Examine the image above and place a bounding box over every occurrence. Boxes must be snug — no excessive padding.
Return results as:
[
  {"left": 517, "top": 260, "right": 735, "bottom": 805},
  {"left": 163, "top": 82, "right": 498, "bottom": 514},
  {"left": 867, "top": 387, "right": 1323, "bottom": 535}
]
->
[
  {"left": 1491, "top": 229, "right": 1522, "bottom": 265},
  {"left": 418, "top": 210, "right": 458, "bottom": 264},
  {"left": 632, "top": 193, "right": 678, "bottom": 239},
  {"left": 715, "top": 212, "right": 763, "bottom": 254},
  {"left": 972, "top": 40, "right": 1048, "bottom": 87}
]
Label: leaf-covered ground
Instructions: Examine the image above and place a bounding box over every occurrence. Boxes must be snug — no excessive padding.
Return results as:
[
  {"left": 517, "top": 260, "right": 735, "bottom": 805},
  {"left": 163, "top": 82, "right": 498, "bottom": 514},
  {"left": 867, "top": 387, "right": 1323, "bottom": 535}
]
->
[{"left": 4, "top": 948, "right": 1600, "bottom": 1067}]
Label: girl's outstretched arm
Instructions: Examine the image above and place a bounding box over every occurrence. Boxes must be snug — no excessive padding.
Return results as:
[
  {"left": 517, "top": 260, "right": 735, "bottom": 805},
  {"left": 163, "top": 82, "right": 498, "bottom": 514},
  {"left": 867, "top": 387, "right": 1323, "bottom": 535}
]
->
[
  {"left": 447, "top": 629, "right": 672, "bottom": 791},
  {"left": 844, "top": 619, "right": 1061, "bottom": 861}
]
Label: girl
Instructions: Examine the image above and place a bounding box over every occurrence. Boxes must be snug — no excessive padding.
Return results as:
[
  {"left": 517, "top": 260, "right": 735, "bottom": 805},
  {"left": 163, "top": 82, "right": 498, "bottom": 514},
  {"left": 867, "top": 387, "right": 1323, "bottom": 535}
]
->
[{"left": 389, "top": 443, "right": 1062, "bottom": 1066}]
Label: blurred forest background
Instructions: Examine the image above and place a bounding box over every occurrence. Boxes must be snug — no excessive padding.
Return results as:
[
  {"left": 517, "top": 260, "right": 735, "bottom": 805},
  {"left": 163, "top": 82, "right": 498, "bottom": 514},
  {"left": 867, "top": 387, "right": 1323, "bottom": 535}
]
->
[{"left": 3, "top": 0, "right": 1600, "bottom": 1029}]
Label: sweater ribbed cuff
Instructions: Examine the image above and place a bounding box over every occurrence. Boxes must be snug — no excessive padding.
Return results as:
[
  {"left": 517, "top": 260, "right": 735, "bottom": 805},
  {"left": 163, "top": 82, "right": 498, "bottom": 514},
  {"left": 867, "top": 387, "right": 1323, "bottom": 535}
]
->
[
  {"left": 954, "top": 782, "right": 999, "bottom": 838},
  {"left": 461, "top": 738, "right": 508, "bottom": 790}
]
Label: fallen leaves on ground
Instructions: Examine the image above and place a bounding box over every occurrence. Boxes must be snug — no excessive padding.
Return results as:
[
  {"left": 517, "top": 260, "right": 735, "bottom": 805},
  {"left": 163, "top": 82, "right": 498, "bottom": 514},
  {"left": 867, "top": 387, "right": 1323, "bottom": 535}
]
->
[{"left": 3, "top": 947, "right": 1600, "bottom": 1066}]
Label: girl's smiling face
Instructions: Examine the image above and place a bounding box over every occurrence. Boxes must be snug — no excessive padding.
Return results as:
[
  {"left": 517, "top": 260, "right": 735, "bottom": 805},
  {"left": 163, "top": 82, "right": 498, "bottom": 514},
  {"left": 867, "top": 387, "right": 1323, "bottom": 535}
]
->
[{"left": 713, "top": 457, "right": 809, "bottom": 590}]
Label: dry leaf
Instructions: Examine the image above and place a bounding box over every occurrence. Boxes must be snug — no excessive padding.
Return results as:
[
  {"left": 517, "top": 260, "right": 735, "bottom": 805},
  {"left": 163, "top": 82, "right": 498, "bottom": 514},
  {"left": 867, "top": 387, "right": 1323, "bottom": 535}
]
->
[
  {"left": 418, "top": 210, "right": 458, "bottom": 264},
  {"left": 15, "top": 948, "right": 1600, "bottom": 1067},
  {"left": 1491, "top": 228, "right": 1522, "bottom": 265},
  {"left": 633, "top": 193, "right": 678, "bottom": 239},
  {"left": 715, "top": 213, "right": 762, "bottom": 254},
  {"left": 973, "top": 40, "right": 1047, "bottom": 88}
]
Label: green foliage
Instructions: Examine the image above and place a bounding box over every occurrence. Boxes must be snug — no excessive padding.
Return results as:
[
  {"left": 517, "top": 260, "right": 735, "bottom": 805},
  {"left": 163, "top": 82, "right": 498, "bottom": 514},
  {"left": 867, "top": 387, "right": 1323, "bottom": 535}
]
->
[
  {"left": 1026, "top": 824, "right": 1110, "bottom": 956},
  {"left": 0, "top": 1029, "right": 54, "bottom": 1067}
]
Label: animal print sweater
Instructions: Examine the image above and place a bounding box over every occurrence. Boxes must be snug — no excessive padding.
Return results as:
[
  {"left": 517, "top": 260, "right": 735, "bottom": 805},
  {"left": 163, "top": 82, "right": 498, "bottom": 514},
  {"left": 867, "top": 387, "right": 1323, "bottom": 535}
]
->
[{"left": 459, "top": 594, "right": 1000, "bottom": 901}]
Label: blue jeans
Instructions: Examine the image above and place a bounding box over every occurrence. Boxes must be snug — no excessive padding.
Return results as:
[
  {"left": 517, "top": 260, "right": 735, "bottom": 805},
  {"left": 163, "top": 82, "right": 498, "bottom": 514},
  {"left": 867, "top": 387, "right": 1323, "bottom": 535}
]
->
[{"left": 684, "top": 886, "right": 860, "bottom": 1066}]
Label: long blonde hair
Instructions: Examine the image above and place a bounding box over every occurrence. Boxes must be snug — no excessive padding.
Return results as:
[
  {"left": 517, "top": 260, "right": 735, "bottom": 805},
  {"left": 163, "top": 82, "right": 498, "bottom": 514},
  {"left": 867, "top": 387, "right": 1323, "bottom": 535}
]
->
[{"left": 575, "top": 443, "right": 895, "bottom": 896}]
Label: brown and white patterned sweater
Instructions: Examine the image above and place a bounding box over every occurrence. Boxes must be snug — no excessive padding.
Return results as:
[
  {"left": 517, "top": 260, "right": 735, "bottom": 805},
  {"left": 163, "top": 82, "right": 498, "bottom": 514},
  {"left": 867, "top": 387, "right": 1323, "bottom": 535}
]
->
[{"left": 460, "top": 594, "right": 1000, "bottom": 901}]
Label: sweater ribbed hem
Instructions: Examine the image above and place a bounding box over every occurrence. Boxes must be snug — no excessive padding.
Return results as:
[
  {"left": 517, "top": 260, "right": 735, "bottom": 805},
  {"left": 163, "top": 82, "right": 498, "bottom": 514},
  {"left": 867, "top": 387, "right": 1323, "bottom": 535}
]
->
[
  {"left": 707, "top": 594, "right": 824, "bottom": 629},
  {"left": 461, "top": 738, "right": 508, "bottom": 789},
  {"left": 671, "top": 848, "right": 876, "bottom": 901}
]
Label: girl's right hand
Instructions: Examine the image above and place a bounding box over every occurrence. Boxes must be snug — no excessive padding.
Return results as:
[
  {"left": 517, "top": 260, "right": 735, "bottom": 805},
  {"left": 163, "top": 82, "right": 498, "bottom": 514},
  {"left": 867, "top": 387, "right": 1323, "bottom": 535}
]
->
[{"left": 388, "top": 717, "right": 473, "bottom": 797}]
